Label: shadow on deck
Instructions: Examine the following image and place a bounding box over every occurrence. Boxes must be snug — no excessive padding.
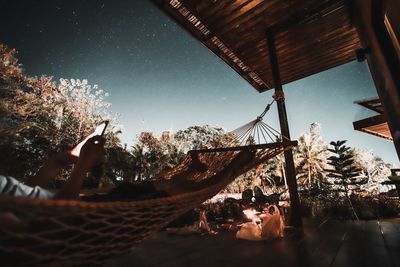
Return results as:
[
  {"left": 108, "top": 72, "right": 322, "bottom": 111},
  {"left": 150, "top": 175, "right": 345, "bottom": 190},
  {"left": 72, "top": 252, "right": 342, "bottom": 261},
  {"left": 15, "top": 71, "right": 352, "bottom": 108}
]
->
[{"left": 109, "top": 218, "right": 400, "bottom": 267}]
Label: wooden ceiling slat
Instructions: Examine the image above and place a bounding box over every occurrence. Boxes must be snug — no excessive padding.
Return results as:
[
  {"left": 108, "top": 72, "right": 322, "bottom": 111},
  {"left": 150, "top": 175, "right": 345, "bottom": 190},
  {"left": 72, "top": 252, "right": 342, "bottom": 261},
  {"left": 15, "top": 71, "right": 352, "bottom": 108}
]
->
[
  {"left": 275, "top": 29, "right": 359, "bottom": 66},
  {"left": 180, "top": 0, "right": 203, "bottom": 10},
  {"left": 250, "top": 45, "right": 357, "bottom": 89},
  {"left": 206, "top": 0, "right": 258, "bottom": 27},
  {"left": 218, "top": 0, "right": 341, "bottom": 49},
  {"left": 280, "top": 47, "right": 359, "bottom": 83},
  {"left": 195, "top": 0, "right": 237, "bottom": 21},
  {"left": 238, "top": 17, "right": 355, "bottom": 64},
  {"left": 279, "top": 54, "right": 355, "bottom": 86},
  {"left": 183, "top": 0, "right": 222, "bottom": 14},
  {"left": 218, "top": 1, "right": 304, "bottom": 47},
  {"left": 153, "top": 0, "right": 362, "bottom": 92},
  {"left": 212, "top": 1, "right": 284, "bottom": 37},
  {"left": 279, "top": 43, "right": 360, "bottom": 78},
  {"left": 213, "top": 1, "right": 274, "bottom": 33},
  {"left": 250, "top": 39, "right": 358, "bottom": 84},
  {"left": 231, "top": 2, "right": 350, "bottom": 56},
  {"left": 237, "top": 22, "right": 359, "bottom": 86}
]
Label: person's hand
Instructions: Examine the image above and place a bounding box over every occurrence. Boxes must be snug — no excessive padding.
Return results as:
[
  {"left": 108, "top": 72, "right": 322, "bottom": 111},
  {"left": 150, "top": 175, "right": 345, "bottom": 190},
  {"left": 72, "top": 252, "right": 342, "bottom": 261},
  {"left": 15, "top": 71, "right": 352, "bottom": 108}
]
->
[
  {"left": 51, "top": 151, "right": 77, "bottom": 167},
  {"left": 76, "top": 135, "right": 105, "bottom": 171},
  {"left": 27, "top": 150, "right": 77, "bottom": 188}
]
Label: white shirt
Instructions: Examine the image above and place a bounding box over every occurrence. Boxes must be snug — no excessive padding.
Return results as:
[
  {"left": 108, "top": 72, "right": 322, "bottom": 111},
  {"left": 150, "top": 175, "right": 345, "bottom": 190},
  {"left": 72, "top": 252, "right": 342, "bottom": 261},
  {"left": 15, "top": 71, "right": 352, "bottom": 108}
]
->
[{"left": 0, "top": 175, "right": 55, "bottom": 199}]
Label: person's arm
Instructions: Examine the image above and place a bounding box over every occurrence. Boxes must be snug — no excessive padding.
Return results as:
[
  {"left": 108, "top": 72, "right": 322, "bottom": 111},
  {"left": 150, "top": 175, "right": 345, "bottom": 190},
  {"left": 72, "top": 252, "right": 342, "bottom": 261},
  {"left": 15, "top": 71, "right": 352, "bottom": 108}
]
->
[
  {"left": 55, "top": 136, "right": 105, "bottom": 200},
  {"left": 26, "top": 152, "right": 76, "bottom": 189}
]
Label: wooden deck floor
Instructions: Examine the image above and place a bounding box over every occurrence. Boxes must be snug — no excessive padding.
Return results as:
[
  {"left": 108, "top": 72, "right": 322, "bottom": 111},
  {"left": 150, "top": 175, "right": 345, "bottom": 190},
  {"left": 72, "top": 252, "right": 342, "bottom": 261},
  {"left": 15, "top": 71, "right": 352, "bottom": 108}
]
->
[{"left": 109, "top": 219, "right": 400, "bottom": 267}]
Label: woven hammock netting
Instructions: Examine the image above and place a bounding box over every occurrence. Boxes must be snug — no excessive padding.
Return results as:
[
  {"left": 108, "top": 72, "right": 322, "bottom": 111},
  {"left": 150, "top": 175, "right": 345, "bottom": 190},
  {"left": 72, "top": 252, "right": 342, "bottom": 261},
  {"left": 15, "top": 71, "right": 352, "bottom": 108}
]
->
[{"left": 0, "top": 101, "right": 296, "bottom": 267}]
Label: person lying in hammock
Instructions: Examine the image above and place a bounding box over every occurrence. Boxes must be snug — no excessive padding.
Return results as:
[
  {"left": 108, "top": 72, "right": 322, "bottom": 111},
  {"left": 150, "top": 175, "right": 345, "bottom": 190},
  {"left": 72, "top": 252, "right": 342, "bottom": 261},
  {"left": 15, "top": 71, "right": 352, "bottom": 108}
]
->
[
  {"left": 0, "top": 136, "right": 106, "bottom": 200},
  {"left": 82, "top": 148, "right": 256, "bottom": 201},
  {"left": 1, "top": 134, "right": 256, "bottom": 201}
]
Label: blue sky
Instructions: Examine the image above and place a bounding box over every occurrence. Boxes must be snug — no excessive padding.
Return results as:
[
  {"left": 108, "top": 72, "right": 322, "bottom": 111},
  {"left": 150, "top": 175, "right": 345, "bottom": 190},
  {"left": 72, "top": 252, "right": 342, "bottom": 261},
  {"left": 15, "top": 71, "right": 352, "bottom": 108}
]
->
[{"left": 0, "top": 0, "right": 397, "bottom": 165}]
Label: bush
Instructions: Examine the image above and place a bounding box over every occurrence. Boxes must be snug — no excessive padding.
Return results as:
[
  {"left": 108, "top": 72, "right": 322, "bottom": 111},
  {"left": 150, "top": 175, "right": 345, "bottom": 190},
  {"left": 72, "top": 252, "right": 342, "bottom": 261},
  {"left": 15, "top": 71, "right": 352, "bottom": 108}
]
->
[{"left": 300, "top": 193, "right": 399, "bottom": 220}]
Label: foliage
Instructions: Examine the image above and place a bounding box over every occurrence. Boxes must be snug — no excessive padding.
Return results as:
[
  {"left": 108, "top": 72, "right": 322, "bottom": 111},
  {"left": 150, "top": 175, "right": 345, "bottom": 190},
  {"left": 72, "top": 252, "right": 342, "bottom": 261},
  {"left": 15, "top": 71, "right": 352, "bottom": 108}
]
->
[
  {"left": 352, "top": 148, "right": 392, "bottom": 194},
  {"left": 173, "top": 125, "right": 227, "bottom": 152},
  {"left": 325, "top": 140, "right": 366, "bottom": 219},
  {"left": 0, "top": 43, "right": 395, "bottom": 209},
  {"left": 301, "top": 194, "right": 399, "bottom": 220},
  {"left": 130, "top": 131, "right": 181, "bottom": 181},
  {"left": 128, "top": 125, "right": 231, "bottom": 181},
  {"left": 325, "top": 140, "right": 366, "bottom": 192},
  {"left": 0, "top": 43, "right": 123, "bottom": 185}
]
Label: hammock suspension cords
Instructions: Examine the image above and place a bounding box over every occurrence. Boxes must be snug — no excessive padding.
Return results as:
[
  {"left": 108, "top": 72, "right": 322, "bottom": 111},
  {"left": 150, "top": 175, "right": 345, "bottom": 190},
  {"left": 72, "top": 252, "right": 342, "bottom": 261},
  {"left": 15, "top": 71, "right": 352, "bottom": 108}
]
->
[{"left": 190, "top": 98, "right": 291, "bottom": 154}]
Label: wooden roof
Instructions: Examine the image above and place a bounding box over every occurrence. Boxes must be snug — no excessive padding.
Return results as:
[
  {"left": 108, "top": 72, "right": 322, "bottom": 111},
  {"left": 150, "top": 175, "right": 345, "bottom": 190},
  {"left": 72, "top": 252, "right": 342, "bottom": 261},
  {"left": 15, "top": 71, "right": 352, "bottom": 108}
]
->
[
  {"left": 353, "top": 98, "right": 392, "bottom": 141},
  {"left": 354, "top": 98, "right": 385, "bottom": 114},
  {"left": 152, "top": 0, "right": 362, "bottom": 92}
]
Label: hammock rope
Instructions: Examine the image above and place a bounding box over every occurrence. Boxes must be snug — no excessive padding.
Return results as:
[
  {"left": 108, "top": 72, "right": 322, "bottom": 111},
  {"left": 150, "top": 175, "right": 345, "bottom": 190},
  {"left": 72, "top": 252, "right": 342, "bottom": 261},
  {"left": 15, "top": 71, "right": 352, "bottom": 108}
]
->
[
  {"left": 190, "top": 98, "right": 289, "bottom": 155},
  {"left": 0, "top": 100, "right": 297, "bottom": 266}
]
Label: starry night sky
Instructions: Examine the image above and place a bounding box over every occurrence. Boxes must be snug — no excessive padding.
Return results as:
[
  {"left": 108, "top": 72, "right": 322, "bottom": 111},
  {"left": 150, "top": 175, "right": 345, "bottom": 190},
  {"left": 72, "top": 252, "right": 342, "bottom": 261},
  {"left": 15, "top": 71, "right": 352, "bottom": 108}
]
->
[{"left": 0, "top": 0, "right": 398, "bottom": 165}]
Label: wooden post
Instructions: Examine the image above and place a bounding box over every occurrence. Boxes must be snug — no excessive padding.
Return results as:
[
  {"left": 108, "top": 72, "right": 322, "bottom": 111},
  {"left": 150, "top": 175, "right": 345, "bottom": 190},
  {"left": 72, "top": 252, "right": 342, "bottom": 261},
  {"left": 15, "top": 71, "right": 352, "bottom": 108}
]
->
[
  {"left": 266, "top": 29, "right": 302, "bottom": 227},
  {"left": 353, "top": 0, "right": 400, "bottom": 161}
]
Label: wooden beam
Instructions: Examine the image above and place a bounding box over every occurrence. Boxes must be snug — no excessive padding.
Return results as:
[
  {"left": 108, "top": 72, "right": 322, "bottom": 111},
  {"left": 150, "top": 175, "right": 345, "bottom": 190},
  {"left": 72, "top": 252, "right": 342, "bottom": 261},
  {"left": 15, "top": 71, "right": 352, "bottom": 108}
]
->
[
  {"left": 266, "top": 29, "right": 302, "bottom": 227},
  {"left": 353, "top": 114, "right": 386, "bottom": 129},
  {"left": 354, "top": 97, "right": 384, "bottom": 114},
  {"left": 353, "top": 114, "right": 392, "bottom": 140},
  {"left": 353, "top": 0, "right": 400, "bottom": 161},
  {"left": 272, "top": 0, "right": 347, "bottom": 33},
  {"left": 189, "top": 141, "right": 298, "bottom": 154}
]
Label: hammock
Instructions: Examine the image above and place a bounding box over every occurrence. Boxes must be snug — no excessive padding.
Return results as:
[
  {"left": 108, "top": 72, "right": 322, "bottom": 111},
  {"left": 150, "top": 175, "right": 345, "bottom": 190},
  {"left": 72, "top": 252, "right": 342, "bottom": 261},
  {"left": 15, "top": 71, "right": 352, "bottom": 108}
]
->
[{"left": 0, "top": 102, "right": 296, "bottom": 266}]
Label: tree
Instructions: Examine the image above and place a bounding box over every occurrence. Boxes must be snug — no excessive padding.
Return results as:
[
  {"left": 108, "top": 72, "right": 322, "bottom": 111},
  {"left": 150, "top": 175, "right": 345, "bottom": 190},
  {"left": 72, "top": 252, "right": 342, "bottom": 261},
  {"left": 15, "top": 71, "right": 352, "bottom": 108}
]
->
[
  {"left": 173, "top": 125, "right": 227, "bottom": 152},
  {"left": 326, "top": 140, "right": 366, "bottom": 219},
  {"left": 352, "top": 148, "right": 392, "bottom": 194},
  {"left": 294, "top": 123, "right": 328, "bottom": 188},
  {"left": 0, "top": 43, "right": 122, "bottom": 185},
  {"left": 130, "top": 131, "right": 182, "bottom": 181},
  {"left": 128, "top": 125, "right": 231, "bottom": 182}
]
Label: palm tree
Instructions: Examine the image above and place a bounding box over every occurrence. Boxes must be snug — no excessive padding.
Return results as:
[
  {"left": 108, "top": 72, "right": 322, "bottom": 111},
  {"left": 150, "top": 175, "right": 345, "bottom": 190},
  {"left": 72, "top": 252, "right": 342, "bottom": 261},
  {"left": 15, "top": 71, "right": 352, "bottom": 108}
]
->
[
  {"left": 131, "top": 144, "right": 146, "bottom": 182},
  {"left": 294, "top": 123, "right": 328, "bottom": 188}
]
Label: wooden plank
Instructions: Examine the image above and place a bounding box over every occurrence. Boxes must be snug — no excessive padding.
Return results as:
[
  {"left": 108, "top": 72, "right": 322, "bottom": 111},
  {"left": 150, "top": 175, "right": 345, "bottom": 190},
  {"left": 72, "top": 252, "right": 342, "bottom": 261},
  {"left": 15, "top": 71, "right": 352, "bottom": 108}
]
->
[
  {"left": 224, "top": 0, "right": 351, "bottom": 54},
  {"left": 236, "top": 7, "right": 354, "bottom": 59},
  {"left": 216, "top": 0, "right": 327, "bottom": 42},
  {"left": 354, "top": 98, "right": 385, "bottom": 114},
  {"left": 211, "top": 1, "right": 278, "bottom": 37},
  {"left": 308, "top": 220, "right": 349, "bottom": 267},
  {"left": 244, "top": 29, "right": 359, "bottom": 70},
  {"left": 233, "top": 22, "right": 358, "bottom": 81},
  {"left": 378, "top": 220, "right": 400, "bottom": 267},
  {"left": 247, "top": 42, "right": 359, "bottom": 89},
  {"left": 280, "top": 50, "right": 358, "bottom": 86},
  {"left": 353, "top": 114, "right": 387, "bottom": 130},
  {"left": 331, "top": 221, "right": 394, "bottom": 267},
  {"left": 214, "top": 0, "right": 294, "bottom": 37},
  {"left": 110, "top": 220, "right": 398, "bottom": 267},
  {"left": 277, "top": 41, "right": 360, "bottom": 80}
]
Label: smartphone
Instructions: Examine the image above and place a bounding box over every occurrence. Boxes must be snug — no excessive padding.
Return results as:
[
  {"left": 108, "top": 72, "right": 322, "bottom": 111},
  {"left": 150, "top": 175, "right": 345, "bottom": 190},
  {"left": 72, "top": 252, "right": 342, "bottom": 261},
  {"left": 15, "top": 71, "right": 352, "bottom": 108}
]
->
[{"left": 70, "top": 121, "right": 109, "bottom": 157}]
